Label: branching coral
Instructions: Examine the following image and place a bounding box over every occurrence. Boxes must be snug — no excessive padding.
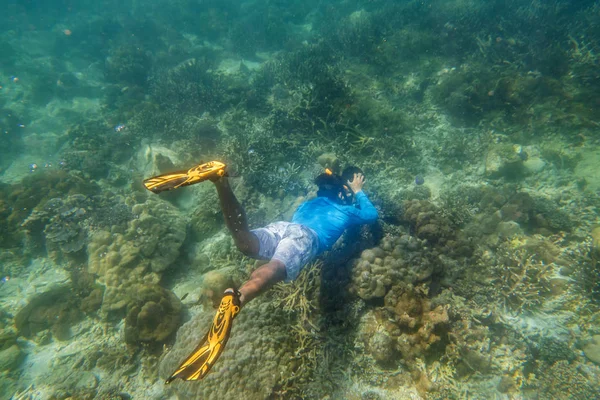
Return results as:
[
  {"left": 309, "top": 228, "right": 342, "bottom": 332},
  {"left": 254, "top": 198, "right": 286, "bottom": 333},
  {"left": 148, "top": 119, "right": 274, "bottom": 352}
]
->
[
  {"left": 217, "top": 109, "right": 313, "bottom": 197},
  {"left": 537, "top": 360, "right": 600, "bottom": 399},
  {"left": 104, "top": 44, "right": 152, "bottom": 87},
  {"left": 272, "top": 261, "right": 321, "bottom": 325},
  {"left": 569, "top": 236, "right": 600, "bottom": 304},
  {"left": 252, "top": 43, "right": 354, "bottom": 142},
  {"left": 151, "top": 57, "right": 227, "bottom": 114},
  {"left": 270, "top": 261, "right": 323, "bottom": 394},
  {"left": 491, "top": 240, "right": 554, "bottom": 313}
]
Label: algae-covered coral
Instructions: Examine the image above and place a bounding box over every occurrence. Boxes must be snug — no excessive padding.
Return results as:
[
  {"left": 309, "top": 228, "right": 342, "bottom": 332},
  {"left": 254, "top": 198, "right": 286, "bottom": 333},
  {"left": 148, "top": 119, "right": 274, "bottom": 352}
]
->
[{"left": 1, "top": 0, "right": 600, "bottom": 398}]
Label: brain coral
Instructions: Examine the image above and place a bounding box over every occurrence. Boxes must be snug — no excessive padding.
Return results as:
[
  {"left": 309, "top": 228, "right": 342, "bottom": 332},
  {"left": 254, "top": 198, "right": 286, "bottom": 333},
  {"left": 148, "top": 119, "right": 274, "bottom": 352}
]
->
[
  {"left": 124, "top": 284, "right": 182, "bottom": 344},
  {"left": 159, "top": 299, "right": 299, "bottom": 399}
]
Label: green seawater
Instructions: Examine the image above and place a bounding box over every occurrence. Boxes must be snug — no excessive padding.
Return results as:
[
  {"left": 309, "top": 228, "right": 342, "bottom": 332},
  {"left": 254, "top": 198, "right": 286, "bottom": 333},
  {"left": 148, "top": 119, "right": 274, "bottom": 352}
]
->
[{"left": 1, "top": 0, "right": 600, "bottom": 399}]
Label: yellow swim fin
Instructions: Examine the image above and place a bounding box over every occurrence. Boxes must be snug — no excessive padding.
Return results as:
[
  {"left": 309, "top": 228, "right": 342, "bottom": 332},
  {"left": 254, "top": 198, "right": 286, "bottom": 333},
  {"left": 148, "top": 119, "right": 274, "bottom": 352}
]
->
[
  {"left": 143, "top": 161, "right": 227, "bottom": 194},
  {"left": 165, "top": 289, "right": 241, "bottom": 383}
]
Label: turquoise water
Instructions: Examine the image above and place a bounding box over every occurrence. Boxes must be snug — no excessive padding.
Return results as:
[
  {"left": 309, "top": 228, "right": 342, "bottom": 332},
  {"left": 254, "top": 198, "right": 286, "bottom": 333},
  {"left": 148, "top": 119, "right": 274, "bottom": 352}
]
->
[{"left": 1, "top": 0, "right": 600, "bottom": 398}]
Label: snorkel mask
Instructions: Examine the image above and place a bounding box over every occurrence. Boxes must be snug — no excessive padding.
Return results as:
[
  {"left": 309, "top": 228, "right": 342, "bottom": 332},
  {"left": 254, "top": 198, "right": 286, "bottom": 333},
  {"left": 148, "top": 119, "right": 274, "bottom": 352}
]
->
[{"left": 317, "top": 169, "right": 354, "bottom": 205}]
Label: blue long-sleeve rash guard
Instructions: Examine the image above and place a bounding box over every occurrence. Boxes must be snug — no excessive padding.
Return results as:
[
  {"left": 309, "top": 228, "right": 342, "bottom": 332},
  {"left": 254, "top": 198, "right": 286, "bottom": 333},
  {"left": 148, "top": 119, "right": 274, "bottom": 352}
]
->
[{"left": 292, "top": 191, "right": 378, "bottom": 254}]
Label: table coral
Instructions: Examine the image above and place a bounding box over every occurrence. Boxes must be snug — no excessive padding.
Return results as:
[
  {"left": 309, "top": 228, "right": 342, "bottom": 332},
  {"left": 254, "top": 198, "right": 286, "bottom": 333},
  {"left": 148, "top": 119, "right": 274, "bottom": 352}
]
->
[{"left": 1, "top": 171, "right": 99, "bottom": 251}]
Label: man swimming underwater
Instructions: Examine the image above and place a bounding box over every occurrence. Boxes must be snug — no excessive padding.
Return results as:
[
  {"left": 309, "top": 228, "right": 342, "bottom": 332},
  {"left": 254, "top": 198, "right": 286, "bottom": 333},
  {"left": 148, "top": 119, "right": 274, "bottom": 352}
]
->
[{"left": 143, "top": 161, "right": 378, "bottom": 383}]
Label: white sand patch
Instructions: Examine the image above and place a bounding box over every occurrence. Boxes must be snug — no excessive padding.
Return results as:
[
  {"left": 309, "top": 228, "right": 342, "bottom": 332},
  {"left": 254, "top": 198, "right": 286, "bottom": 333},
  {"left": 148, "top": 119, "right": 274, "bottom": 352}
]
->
[{"left": 217, "top": 58, "right": 262, "bottom": 74}]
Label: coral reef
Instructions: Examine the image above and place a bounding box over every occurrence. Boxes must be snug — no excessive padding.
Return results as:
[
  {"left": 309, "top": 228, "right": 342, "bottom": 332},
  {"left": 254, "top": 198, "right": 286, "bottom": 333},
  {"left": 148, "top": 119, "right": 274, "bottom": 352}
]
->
[
  {"left": 21, "top": 193, "right": 134, "bottom": 264},
  {"left": 160, "top": 297, "right": 299, "bottom": 398},
  {"left": 383, "top": 283, "right": 449, "bottom": 362},
  {"left": 104, "top": 45, "right": 152, "bottom": 87},
  {"left": 3, "top": 0, "right": 600, "bottom": 398},
  {"left": 0, "top": 171, "right": 100, "bottom": 251},
  {"left": 87, "top": 196, "right": 186, "bottom": 319},
  {"left": 537, "top": 360, "right": 600, "bottom": 400},
  {"left": 124, "top": 284, "right": 182, "bottom": 345},
  {"left": 14, "top": 287, "right": 83, "bottom": 341},
  {"left": 592, "top": 226, "right": 600, "bottom": 259},
  {"left": 488, "top": 238, "right": 560, "bottom": 313},
  {"left": 485, "top": 143, "right": 526, "bottom": 179},
  {"left": 531, "top": 335, "right": 576, "bottom": 365},
  {"left": 22, "top": 195, "right": 90, "bottom": 259},
  {"left": 402, "top": 200, "right": 454, "bottom": 245},
  {"left": 151, "top": 57, "right": 228, "bottom": 115}
]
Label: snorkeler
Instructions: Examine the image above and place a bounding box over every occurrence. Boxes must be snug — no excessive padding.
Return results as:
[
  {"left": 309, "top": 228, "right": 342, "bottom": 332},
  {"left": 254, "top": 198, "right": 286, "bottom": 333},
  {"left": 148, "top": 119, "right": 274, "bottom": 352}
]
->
[{"left": 144, "top": 161, "right": 378, "bottom": 383}]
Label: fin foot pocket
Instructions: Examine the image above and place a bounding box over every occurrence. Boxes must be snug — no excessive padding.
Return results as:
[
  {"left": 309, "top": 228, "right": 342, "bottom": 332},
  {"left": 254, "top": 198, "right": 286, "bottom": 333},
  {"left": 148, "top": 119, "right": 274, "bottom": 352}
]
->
[{"left": 143, "top": 161, "right": 227, "bottom": 194}]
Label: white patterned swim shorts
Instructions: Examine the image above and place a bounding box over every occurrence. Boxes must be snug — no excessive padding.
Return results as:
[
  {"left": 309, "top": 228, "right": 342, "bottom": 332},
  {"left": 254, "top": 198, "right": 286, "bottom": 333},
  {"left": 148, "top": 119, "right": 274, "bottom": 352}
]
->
[{"left": 251, "top": 221, "right": 320, "bottom": 281}]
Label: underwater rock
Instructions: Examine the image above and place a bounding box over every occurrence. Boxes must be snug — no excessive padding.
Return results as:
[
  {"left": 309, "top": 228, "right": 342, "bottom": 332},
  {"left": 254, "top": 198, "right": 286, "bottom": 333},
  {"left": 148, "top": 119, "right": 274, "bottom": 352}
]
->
[
  {"left": 592, "top": 226, "right": 600, "bottom": 258},
  {"left": 124, "top": 284, "right": 182, "bottom": 344},
  {"left": 496, "top": 221, "right": 523, "bottom": 238},
  {"left": 485, "top": 144, "right": 525, "bottom": 178},
  {"left": 317, "top": 153, "right": 341, "bottom": 174},
  {"left": 583, "top": 335, "right": 600, "bottom": 365},
  {"left": 75, "top": 371, "right": 99, "bottom": 391},
  {"left": 135, "top": 144, "right": 182, "bottom": 179},
  {"left": 368, "top": 330, "right": 398, "bottom": 366},
  {"left": 199, "top": 268, "right": 235, "bottom": 307},
  {"left": 0, "top": 344, "right": 24, "bottom": 372},
  {"left": 523, "top": 157, "right": 546, "bottom": 174}
]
